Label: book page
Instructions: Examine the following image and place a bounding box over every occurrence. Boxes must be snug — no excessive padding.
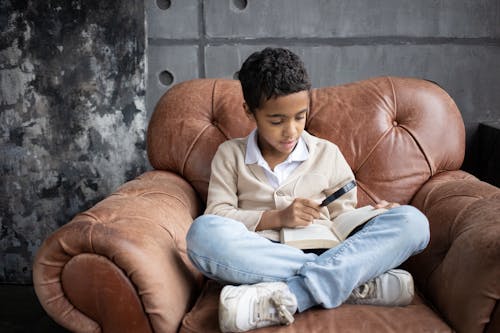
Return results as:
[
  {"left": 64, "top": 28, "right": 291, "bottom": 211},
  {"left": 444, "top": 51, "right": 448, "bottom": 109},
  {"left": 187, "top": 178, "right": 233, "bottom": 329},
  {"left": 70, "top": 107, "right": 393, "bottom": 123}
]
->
[
  {"left": 331, "top": 205, "right": 387, "bottom": 241},
  {"left": 280, "top": 223, "right": 341, "bottom": 249}
]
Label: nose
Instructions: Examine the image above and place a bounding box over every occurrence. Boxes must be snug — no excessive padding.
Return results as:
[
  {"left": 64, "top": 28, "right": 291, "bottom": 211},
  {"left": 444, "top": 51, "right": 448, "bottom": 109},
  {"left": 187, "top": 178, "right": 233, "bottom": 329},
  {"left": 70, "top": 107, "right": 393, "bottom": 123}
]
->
[{"left": 283, "top": 120, "right": 298, "bottom": 138}]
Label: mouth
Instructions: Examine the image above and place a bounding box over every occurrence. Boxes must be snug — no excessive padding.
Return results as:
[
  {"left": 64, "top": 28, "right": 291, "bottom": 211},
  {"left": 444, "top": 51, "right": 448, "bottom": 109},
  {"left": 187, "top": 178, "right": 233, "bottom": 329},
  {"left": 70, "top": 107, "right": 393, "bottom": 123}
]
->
[{"left": 280, "top": 140, "right": 297, "bottom": 150}]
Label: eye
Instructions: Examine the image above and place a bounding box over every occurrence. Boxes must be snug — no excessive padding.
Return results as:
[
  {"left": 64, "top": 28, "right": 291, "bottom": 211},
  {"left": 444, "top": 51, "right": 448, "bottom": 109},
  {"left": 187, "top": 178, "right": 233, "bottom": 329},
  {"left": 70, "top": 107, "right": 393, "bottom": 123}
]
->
[{"left": 270, "top": 120, "right": 282, "bottom": 125}]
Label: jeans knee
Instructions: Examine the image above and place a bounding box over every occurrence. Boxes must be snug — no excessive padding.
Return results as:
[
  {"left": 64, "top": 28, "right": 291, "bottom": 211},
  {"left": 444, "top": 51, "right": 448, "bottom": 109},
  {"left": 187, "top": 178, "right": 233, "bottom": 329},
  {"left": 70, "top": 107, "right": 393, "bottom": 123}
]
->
[
  {"left": 394, "top": 205, "right": 430, "bottom": 251},
  {"left": 186, "top": 214, "right": 243, "bottom": 254},
  {"left": 186, "top": 215, "right": 217, "bottom": 253}
]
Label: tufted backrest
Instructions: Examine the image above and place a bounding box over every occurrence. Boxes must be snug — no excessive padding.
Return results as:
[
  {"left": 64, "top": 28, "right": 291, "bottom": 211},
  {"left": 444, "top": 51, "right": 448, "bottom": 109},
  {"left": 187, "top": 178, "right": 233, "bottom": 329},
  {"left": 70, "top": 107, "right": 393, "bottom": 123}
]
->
[{"left": 147, "top": 76, "right": 465, "bottom": 206}]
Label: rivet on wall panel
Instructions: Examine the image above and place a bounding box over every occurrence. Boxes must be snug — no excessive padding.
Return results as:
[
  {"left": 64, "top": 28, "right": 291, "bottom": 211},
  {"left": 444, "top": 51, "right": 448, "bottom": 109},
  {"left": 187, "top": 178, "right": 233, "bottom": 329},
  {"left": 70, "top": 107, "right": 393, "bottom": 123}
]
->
[
  {"left": 156, "top": 0, "right": 171, "bottom": 10},
  {"left": 159, "top": 70, "right": 174, "bottom": 86},
  {"left": 232, "top": 0, "right": 248, "bottom": 11}
]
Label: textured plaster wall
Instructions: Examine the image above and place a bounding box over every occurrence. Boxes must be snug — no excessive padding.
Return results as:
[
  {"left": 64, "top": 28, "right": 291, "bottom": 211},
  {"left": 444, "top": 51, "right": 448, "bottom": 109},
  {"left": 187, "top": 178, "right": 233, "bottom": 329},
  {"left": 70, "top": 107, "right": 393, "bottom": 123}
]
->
[{"left": 0, "top": 0, "right": 146, "bottom": 283}]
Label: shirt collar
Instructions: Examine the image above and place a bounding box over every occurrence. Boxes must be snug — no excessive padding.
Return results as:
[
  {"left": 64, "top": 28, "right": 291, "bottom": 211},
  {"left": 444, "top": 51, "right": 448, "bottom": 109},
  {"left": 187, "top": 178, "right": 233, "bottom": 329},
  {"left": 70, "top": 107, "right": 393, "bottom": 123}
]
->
[{"left": 245, "top": 129, "right": 309, "bottom": 166}]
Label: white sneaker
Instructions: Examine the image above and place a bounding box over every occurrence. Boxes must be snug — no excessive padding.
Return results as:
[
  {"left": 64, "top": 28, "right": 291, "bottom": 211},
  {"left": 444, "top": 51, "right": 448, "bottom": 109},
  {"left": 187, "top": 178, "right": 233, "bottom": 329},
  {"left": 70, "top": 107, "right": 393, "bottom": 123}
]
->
[
  {"left": 219, "top": 282, "right": 297, "bottom": 333},
  {"left": 346, "top": 269, "right": 414, "bottom": 306}
]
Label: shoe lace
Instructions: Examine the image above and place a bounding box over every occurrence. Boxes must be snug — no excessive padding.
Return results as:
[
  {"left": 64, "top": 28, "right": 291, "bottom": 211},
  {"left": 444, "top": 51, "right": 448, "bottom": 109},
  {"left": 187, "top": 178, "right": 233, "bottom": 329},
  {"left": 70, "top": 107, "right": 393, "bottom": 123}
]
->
[
  {"left": 254, "top": 290, "right": 295, "bottom": 325},
  {"left": 351, "top": 280, "right": 377, "bottom": 299}
]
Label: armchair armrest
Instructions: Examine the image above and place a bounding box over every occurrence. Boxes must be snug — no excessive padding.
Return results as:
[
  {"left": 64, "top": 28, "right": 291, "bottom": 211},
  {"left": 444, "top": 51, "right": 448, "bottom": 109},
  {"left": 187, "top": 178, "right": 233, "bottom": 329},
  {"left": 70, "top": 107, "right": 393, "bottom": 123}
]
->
[
  {"left": 33, "top": 170, "right": 204, "bottom": 333},
  {"left": 406, "top": 170, "right": 500, "bottom": 333}
]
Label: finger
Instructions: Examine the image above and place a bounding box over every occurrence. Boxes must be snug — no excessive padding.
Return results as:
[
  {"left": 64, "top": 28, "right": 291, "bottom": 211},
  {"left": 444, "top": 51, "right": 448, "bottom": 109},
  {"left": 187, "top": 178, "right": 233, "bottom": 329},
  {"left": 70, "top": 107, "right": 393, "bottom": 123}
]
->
[
  {"left": 374, "top": 200, "right": 389, "bottom": 209},
  {"left": 298, "top": 220, "right": 312, "bottom": 227},
  {"left": 302, "top": 206, "right": 320, "bottom": 219},
  {"left": 297, "top": 212, "right": 315, "bottom": 223},
  {"left": 301, "top": 199, "right": 321, "bottom": 210},
  {"left": 291, "top": 216, "right": 311, "bottom": 228}
]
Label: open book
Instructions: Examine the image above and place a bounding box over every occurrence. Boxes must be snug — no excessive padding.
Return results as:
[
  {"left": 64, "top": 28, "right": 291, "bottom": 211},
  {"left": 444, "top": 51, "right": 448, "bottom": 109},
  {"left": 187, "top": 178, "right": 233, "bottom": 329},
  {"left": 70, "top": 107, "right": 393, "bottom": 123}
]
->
[{"left": 280, "top": 205, "right": 387, "bottom": 250}]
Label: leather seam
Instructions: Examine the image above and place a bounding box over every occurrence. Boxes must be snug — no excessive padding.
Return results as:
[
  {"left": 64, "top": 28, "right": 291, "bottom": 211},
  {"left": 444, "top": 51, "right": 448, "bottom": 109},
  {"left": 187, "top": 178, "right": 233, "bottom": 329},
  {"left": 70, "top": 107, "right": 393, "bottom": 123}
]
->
[
  {"left": 180, "top": 123, "right": 212, "bottom": 176},
  {"left": 211, "top": 79, "right": 217, "bottom": 123},
  {"left": 354, "top": 126, "right": 392, "bottom": 174},
  {"left": 388, "top": 76, "right": 397, "bottom": 121},
  {"left": 138, "top": 190, "right": 188, "bottom": 208},
  {"left": 180, "top": 80, "right": 218, "bottom": 175},
  {"left": 210, "top": 79, "right": 230, "bottom": 140},
  {"left": 354, "top": 77, "right": 396, "bottom": 174},
  {"left": 398, "top": 123, "right": 434, "bottom": 176},
  {"left": 388, "top": 77, "right": 435, "bottom": 176},
  {"left": 74, "top": 212, "right": 98, "bottom": 253},
  {"left": 356, "top": 180, "right": 378, "bottom": 204}
]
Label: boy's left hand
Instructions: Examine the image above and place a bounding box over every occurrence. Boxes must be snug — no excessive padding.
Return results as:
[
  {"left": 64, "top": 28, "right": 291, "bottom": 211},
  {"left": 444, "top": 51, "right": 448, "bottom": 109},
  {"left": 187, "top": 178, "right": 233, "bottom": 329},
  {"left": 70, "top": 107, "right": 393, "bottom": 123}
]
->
[{"left": 374, "top": 200, "right": 400, "bottom": 209}]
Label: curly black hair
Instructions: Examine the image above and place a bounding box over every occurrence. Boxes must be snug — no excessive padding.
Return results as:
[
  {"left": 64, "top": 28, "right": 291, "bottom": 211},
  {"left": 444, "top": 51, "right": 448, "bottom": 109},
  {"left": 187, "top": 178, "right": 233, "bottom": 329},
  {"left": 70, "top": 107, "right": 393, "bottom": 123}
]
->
[{"left": 237, "top": 47, "right": 311, "bottom": 113}]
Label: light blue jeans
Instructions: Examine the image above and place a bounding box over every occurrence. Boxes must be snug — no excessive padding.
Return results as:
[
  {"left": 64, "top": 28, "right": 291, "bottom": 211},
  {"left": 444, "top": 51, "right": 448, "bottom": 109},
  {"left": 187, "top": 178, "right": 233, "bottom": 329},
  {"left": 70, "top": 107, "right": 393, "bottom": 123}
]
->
[{"left": 186, "top": 205, "right": 429, "bottom": 312}]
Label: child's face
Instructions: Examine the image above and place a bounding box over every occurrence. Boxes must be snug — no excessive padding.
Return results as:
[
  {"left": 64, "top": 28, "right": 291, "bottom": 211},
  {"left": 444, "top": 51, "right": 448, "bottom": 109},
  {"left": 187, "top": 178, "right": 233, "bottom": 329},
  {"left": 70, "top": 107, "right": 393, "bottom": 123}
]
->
[{"left": 248, "top": 90, "right": 309, "bottom": 163}]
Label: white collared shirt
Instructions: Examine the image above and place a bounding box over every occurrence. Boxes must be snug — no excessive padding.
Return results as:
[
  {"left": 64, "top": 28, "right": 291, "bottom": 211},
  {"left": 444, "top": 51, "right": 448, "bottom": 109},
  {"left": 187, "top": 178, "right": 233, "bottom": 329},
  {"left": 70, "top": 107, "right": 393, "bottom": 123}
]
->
[{"left": 245, "top": 129, "right": 309, "bottom": 189}]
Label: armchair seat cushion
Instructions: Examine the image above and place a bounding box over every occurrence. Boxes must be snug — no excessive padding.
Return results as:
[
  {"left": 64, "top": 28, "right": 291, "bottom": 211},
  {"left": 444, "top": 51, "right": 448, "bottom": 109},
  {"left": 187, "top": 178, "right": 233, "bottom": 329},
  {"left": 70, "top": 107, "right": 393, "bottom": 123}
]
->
[{"left": 180, "top": 280, "right": 452, "bottom": 333}]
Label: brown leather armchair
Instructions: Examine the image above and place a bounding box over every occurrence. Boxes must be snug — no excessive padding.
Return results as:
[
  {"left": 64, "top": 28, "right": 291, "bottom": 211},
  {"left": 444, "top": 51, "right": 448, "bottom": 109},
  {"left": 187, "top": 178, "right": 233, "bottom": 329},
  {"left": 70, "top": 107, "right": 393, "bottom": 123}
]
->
[{"left": 33, "top": 77, "right": 500, "bottom": 333}]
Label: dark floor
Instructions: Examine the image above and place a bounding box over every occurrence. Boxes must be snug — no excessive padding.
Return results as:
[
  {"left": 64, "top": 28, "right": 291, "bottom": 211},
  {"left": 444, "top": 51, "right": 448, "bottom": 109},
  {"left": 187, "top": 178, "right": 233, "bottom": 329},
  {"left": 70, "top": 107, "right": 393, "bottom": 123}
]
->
[{"left": 0, "top": 284, "right": 70, "bottom": 333}]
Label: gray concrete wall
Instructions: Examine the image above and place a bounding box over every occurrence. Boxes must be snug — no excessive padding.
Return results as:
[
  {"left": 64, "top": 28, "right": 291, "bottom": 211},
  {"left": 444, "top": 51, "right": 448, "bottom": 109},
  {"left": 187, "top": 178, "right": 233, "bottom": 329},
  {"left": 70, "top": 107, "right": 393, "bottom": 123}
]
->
[
  {"left": 147, "top": 0, "right": 500, "bottom": 167},
  {"left": 0, "top": 1, "right": 146, "bottom": 283}
]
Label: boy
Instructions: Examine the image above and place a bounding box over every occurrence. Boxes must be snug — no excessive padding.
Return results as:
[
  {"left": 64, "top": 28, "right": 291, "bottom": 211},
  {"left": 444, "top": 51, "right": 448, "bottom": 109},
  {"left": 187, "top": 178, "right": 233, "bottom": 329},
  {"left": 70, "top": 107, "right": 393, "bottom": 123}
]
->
[{"left": 186, "top": 47, "right": 429, "bottom": 332}]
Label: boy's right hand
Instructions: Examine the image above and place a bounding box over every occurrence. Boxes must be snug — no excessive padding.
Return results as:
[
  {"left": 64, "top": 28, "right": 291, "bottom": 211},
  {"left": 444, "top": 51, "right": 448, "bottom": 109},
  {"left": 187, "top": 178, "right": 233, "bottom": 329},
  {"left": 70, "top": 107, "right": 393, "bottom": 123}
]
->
[
  {"left": 257, "top": 198, "right": 320, "bottom": 231},
  {"left": 279, "top": 198, "right": 320, "bottom": 228}
]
